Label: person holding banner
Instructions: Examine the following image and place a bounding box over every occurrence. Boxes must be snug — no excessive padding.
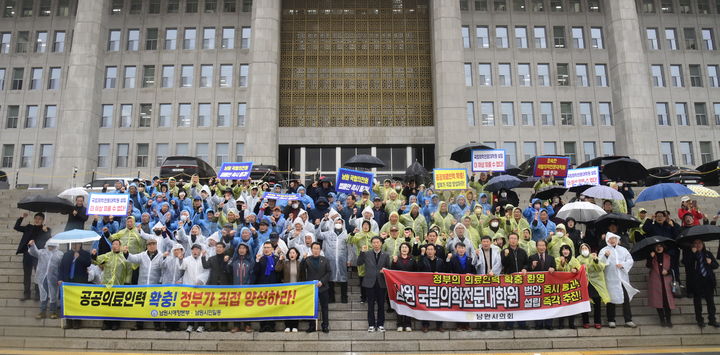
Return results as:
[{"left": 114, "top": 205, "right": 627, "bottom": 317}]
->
[
  {"left": 391, "top": 242, "right": 417, "bottom": 332},
  {"left": 299, "top": 242, "right": 332, "bottom": 333},
  {"left": 317, "top": 216, "right": 350, "bottom": 304},
  {"left": 555, "top": 245, "right": 582, "bottom": 329},
  {"left": 181, "top": 244, "right": 210, "bottom": 332},
  {"left": 446, "top": 242, "right": 475, "bottom": 331},
  {"left": 92, "top": 239, "right": 130, "bottom": 330},
  {"left": 577, "top": 243, "right": 610, "bottom": 329},
  {"left": 59, "top": 242, "right": 93, "bottom": 329},
  {"left": 255, "top": 241, "right": 282, "bottom": 332},
  {"left": 276, "top": 247, "right": 302, "bottom": 333},
  {"left": 228, "top": 243, "right": 255, "bottom": 333},
  {"left": 501, "top": 233, "right": 530, "bottom": 330},
  {"left": 27, "top": 240, "right": 62, "bottom": 320},
  {"left": 357, "top": 236, "right": 391, "bottom": 333},
  {"left": 349, "top": 220, "right": 377, "bottom": 303},
  {"left": 528, "top": 239, "right": 556, "bottom": 330},
  {"left": 599, "top": 232, "right": 638, "bottom": 329},
  {"left": 417, "top": 243, "right": 446, "bottom": 332},
  {"left": 125, "top": 238, "right": 164, "bottom": 331}
]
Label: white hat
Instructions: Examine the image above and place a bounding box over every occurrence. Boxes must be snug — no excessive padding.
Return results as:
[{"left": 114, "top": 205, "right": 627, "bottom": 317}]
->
[
  {"left": 152, "top": 221, "right": 164, "bottom": 230},
  {"left": 681, "top": 196, "right": 690, "bottom": 202},
  {"left": 606, "top": 232, "right": 621, "bottom": 241}
]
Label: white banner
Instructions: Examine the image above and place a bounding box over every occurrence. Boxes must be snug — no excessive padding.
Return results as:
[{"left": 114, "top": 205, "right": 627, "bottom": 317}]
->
[
  {"left": 87, "top": 193, "right": 130, "bottom": 216},
  {"left": 565, "top": 167, "right": 600, "bottom": 188},
  {"left": 472, "top": 149, "right": 506, "bottom": 172}
]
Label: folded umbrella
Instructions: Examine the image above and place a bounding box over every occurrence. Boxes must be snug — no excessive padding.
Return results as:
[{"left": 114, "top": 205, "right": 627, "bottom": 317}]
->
[
  {"left": 58, "top": 187, "right": 89, "bottom": 201},
  {"left": 635, "top": 183, "right": 694, "bottom": 210},
  {"left": 343, "top": 154, "right": 385, "bottom": 169},
  {"left": 676, "top": 225, "right": 720, "bottom": 248},
  {"left": 582, "top": 185, "right": 624, "bottom": 200},
  {"left": 484, "top": 175, "right": 522, "bottom": 193},
  {"left": 593, "top": 212, "right": 641, "bottom": 232},
  {"left": 602, "top": 158, "right": 648, "bottom": 182},
  {"left": 687, "top": 184, "right": 720, "bottom": 198},
  {"left": 17, "top": 194, "right": 75, "bottom": 214},
  {"left": 533, "top": 186, "right": 568, "bottom": 200},
  {"left": 47, "top": 229, "right": 101, "bottom": 244},
  {"left": 556, "top": 202, "right": 606, "bottom": 222},
  {"left": 630, "top": 235, "right": 676, "bottom": 261}
]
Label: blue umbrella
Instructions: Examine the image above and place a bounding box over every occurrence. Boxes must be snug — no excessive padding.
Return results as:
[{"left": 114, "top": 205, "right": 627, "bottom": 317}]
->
[
  {"left": 46, "top": 229, "right": 101, "bottom": 244},
  {"left": 635, "top": 183, "right": 693, "bottom": 210},
  {"left": 484, "top": 175, "right": 522, "bottom": 192}
]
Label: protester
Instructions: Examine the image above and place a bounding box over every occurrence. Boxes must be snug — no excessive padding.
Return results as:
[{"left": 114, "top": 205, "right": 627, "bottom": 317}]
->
[
  {"left": 59, "top": 242, "right": 92, "bottom": 329},
  {"left": 181, "top": 244, "right": 209, "bottom": 332},
  {"left": 27, "top": 240, "right": 62, "bottom": 320},
  {"left": 555, "top": 244, "right": 581, "bottom": 329},
  {"left": 358, "top": 237, "right": 391, "bottom": 333},
  {"left": 14, "top": 212, "right": 51, "bottom": 301},
  {"left": 647, "top": 243, "right": 675, "bottom": 327},
  {"left": 65, "top": 196, "right": 89, "bottom": 231},
  {"left": 391, "top": 242, "right": 416, "bottom": 332},
  {"left": 228, "top": 243, "right": 255, "bottom": 333},
  {"left": 276, "top": 247, "right": 302, "bottom": 332},
  {"left": 299, "top": 242, "right": 331, "bottom": 333},
  {"left": 683, "top": 239, "right": 719, "bottom": 328},
  {"left": 317, "top": 215, "right": 350, "bottom": 303},
  {"left": 599, "top": 232, "right": 638, "bottom": 328},
  {"left": 255, "top": 241, "right": 281, "bottom": 332},
  {"left": 202, "top": 241, "right": 231, "bottom": 331},
  {"left": 92, "top": 239, "right": 129, "bottom": 330}
]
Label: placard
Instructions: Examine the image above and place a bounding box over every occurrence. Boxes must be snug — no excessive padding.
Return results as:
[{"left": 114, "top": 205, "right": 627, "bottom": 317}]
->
[
  {"left": 471, "top": 149, "right": 506, "bottom": 172},
  {"left": 217, "top": 162, "right": 254, "bottom": 180},
  {"left": 533, "top": 156, "right": 570, "bottom": 177},
  {"left": 565, "top": 167, "right": 601, "bottom": 188},
  {"left": 87, "top": 193, "right": 129, "bottom": 216},
  {"left": 433, "top": 169, "right": 468, "bottom": 190},
  {"left": 336, "top": 168, "right": 374, "bottom": 194},
  {"left": 261, "top": 192, "right": 300, "bottom": 201}
]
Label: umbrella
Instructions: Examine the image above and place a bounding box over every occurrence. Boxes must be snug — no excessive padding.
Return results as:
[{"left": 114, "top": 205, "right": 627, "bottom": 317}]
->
[
  {"left": 630, "top": 235, "right": 676, "bottom": 261},
  {"left": 556, "top": 202, "right": 606, "bottom": 222},
  {"left": 602, "top": 158, "right": 648, "bottom": 182},
  {"left": 343, "top": 154, "right": 385, "bottom": 169},
  {"left": 405, "top": 161, "right": 428, "bottom": 182},
  {"left": 58, "top": 187, "right": 89, "bottom": 201},
  {"left": 17, "top": 194, "right": 75, "bottom": 214},
  {"left": 635, "top": 183, "right": 694, "bottom": 209},
  {"left": 450, "top": 143, "right": 494, "bottom": 163},
  {"left": 593, "top": 212, "right": 641, "bottom": 232},
  {"left": 568, "top": 184, "right": 594, "bottom": 194},
  {"left": 534, "top": 186, "right": 568, "bottom": 200},
  {"left": 484, "top": 175, "right": 522, "bottom": 193},
  {"left": 687, "top": 185, "right": 720, "bottom": 198},
  {"left": 582, "top": 185, "right": 624, "bottom": 200},
  {"left": 503, "top": 164, "right": 521, "bottom": 176},
  {"left": 676, "top": 225, "right": 720, "bottom": 248},
  {"left": 46, "top": 229, "right": 101, "bottom": 244}
]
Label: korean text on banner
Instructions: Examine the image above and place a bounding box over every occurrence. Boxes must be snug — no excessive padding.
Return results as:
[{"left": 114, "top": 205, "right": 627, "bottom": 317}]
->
[
  {"left": 565, "top": 167, "right": 600, "bottom": 188},
  {"left": 61, "top": 282, "right": 318, "bottom": 321},
  {"left": 533, "top": 156, "right": 570, "bottom": 178},
  {"left": 336, "top": 168, "right": 374, "bottom": 194},
  {"left": 472, "top": 149, "right": 506, "bottom": 172},
  {"left": 433, "top": 169, "right": 468, "bottom": 190},
  {"left": 87, "top": 193, "right": 129, "bottom": 216},
  {"left": 261, "top": 192, "right": 300, "bottom": 202},
  {"left": 217, "top": 162, "right": 254, "bottom": 180},
  {"left": 385, "top": 268, "right": 590, "bottom": 322}
]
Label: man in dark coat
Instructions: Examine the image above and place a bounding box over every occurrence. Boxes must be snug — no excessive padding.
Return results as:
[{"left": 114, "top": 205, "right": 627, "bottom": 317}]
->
[
  {"left": 417, "top": 244, "right": 445, "bottom": 332},
  {"left": 357, "top": 236, "right": 391, "bottom": 332},
  {"left": 202, "top": 242, "right": 231, "bottom": 331},
  {"left": 528, "top": 239, "right": 556, "bottom": 330},
  {"left": 300, "top": 242, "right": 332, "bottom": 333},
  {"left": 14, "top": 212, "right": 51, "bottom": 300},
  {"left": 643, "top": 211, "right": 681, "bottom": 278},
  {"left": 446, "top": 242, "right": 475, "bottom": 331},
  {"left": 501, "top": 233, "right": 530, "bottom": 330},
  {"left": 308, "top": 178, "right": 333, "bottom": 201},
  {"left": 255, "top": 241, "right": 281, "bottom": 332},
  {"left": 59, "top": 242, "right": 92, "bottom": 329},
  {"left": 683, "top": 239, "right": 720, "bottom": 328},
  {"left": 371, "top": 197, "right": 388, "bottom": 228},
  {"left": 308, "top": 197, "right": 331, "bottom": 224},
  {"left": 65, "top": 196, "right": 89, "bottom": 231}
]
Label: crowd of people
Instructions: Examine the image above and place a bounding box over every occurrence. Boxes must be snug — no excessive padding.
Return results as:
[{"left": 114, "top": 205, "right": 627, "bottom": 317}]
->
[{"left": 11, "top": 172, "right": 720, "bottom": 334}]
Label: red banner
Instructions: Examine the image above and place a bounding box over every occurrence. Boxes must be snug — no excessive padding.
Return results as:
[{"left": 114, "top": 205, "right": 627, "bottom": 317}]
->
[
  {"left": 384, "top": 267, "right": 590, "bottom": 322},
  {"left": 533, "top": 156, "right": 570, "bottom": 177}
]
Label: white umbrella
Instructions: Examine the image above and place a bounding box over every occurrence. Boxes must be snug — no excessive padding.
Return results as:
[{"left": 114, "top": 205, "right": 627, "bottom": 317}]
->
[
  {"left": 58, "top": 187, "right": 89, "bottom": 201},
  {"left": 582, "top": 185, "right": 624, "bottom": 200},
  {"left": 46, "top": 229, "right": 100, "bottom": 244},
  {"left": 556, "top": 202, "right": 607, "bottom": 222}
]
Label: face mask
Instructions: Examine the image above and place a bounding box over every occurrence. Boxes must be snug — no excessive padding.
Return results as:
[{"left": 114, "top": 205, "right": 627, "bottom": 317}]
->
[
  {"left": 292, "top": 203, "right": 299, "bottom": 209},
  {"left": 181, "top": 215, "right": 188, "bottom": 221},
  {"left": 581, "top": 249, "right": 590, "bottom": 257},
  {"left": 154, "top": 230, "right": 162, "bottom": 236},
  {"left": 555, "top": 232, "right": 564, "bottom": 238},
  {"left": 334, "top": 223, "right": 343, "bottom": 230},
  {"left": 500, "top": 192, "right": 507, "bottom": 198},
  {"left": 490, "top": 221, "right": 499, "bottom": 228}
]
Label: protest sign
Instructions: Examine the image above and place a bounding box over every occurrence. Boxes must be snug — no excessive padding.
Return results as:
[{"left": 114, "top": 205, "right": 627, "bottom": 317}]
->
[
  {"left": 533, "top": 156, "right": 570, "bottom": 177},
  {"left": 217, "top": 162, "right": 253, "bottom": 180},
  {"left": 87, "top": 193, "right": 129, "bottom": 216},
  {"left": 261, "top": 192, "right": 300, "bottom": 201},
  {"left": 433, "top": 169, "right": 468, "bottom": 190},
  {"left": 471, "top": 149, "right": 505, "bottom": 172},
  {"left": 565, "top": 167, "right": 600, "bottom": 188},
  {"left": 335, "top": 168, "right": 374, "bottom": 194}
]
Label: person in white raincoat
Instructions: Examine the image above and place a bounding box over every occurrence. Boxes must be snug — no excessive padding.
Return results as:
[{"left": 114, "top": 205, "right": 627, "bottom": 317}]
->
[
  {"left": 28, "top": 240, "right": 63, "bottom": 318},
  {"left": 294, "top": 232, "right": 324, "bottom": 261},
  {"left": 284, "top": 217, "right": 310, "bottom": 246},
  {"left": 446, "top": 224, "right": 476, "bottom": 259},
  {"left": 350, "top": 206, "right": 380, "bottom": 234},
  {"left": 598, "top": 232, "right": 638, "bottom": 328},
  {"left": 473, "top": 235, "right": 502, "bottom": 276},
  {"left": 161, "top": 243, "right": 185, "bottom": 332},
  {"left": 181, "top": 244, "right": 209, "bottom": 332},
  {"left": 176, "top": 221, "right": 206, "bottom": 257},
  {"left": 317, "top": 215, "right": 350, "bottom": 303},
  {"left": 87, "top": 264, "right": 103, "bottom": 284},
  {"left": 125, "top": 238, "right": 164, "bottom": 331},
  {"left": 139, "top": 222, "right": 174, "bottom": 254}
]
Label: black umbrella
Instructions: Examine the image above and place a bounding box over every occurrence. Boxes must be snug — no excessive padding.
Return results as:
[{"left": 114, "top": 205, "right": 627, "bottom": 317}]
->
[
  {"left": 593, "top": 212, "right": 641, "bottom": 232},
  {"left": 602, "top": 158, "right": 648, "bottom": 182},
  {"left": 630, "top": 235, "right": 676, "bottom": 261},
  {"left": 450, "top": 143, "right": 494, "bottom": 163},
  {"left": 343, "top": 154, "right": 385, "bottom": 169},
  {"left": 17, "top": 194, "right": 75, "bottom": 214},
  {"left": 484, "top": 175, "right": 522, "bottom": 192},
  {"left": 676, "top": 225, "right": 720, "bottom": 248},
  {"left": 569, "top": 184, "right": 594, "bottom": 194},
  {"left": 533, "top": 186, "right": 568, "bottom": 200},
  {"left": 577, "top": 155, "right": 629, "bottom": 169},
  {"left": 405, "top": 161, "right": 427, "bottom": 180}
]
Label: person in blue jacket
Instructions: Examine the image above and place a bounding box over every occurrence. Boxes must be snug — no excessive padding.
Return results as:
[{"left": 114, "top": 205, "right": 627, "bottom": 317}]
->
[
  {"left": 523, "top": 198, "right": 555, "bottom": 224},
  {"left": 296, "top": 186, "right": 315, "bottom": 210},
  {"left": 449, "top": 195, "right": 472, "bottom": 221},
  {"left": 530, "top": 209, "right": 557, "bottom": 242}
]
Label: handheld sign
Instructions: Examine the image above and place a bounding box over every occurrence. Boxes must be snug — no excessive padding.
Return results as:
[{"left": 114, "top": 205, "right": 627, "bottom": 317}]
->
[
  {"left": 87, "top": 193, "right": 129, "bottom": 216},
  {"left": 433, "top": 169, "right": 468, "bottom": 190},
  {"left": 533, "top": 156, "right": 570, "bottom": 178},
  {"left": 218, "top": 162, "right": 253, "bottom": 180},
  {"left": 472, "top": 149, "right": 506, "bottom": 172},
  {"left": 336, "top": 168, "right": 374, "bottom": 194},
  {"left": 565, "top": 167, "right": 600, "bottom": 188}
]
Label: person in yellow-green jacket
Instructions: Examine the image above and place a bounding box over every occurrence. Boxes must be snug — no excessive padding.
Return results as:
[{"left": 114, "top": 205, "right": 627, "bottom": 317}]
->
[
  {"left": 347, "top": 220, "right": 377, "bottom": 304},
  {"left": 381, "top": 226, "right": 406, "bottom": 257},
  {"left": 629, "top": 208, "right": 649, "bottom": 243},
  {"left": 460, "top": 216, "right": 480, "bottom": 249},
  {"left": 482, "top": 216, "right": 507, "bottom": 242},
  {"left": 493, "top": 232, "right": 508, "bottom": 250},
  {"left": 577, "top": 243, "right": 611, "bottom": 329},
  {"left": 532, "top": 175, "right": 557, "bottom": 193},
  {"left": 110, "top": 216, "right": 145, "bottom": 284},
  {"left": 467, "top": 206, "right": 488, "bottom": 231},
  {"left": 400, "top": 203, "right": 428, "bottom": 243},
  {"left": 92, "top": 239, "right": 130, "bottom": 330},
  {"left": 519, "top": 227, "right": 537, "bottom": 256},
  {"left": 555, "top": 244, "right": 582, "bottom": 329},
  {"left": 547, "top": 224, "right": 574, "bottom": 258},
  {"left": 432, "top": 202, "right": 455, "bottom": 236},
  {"left": 380, "top": 211, "right": 405, "bottom": 234},
  {"left": 508, "top": 207, "right": 531, "bottom": 235},
  {"left": 384, "top": 190, "right": 404, "bottom": 215},
  {"left": 373, "top": 179, "right": 394, "bottom": 201},
  {"left": 469, "top": 172, "right": 492, "bottom": 200}
]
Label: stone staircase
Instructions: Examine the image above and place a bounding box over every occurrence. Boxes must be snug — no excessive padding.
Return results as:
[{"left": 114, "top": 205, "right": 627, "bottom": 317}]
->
[{"left": 1, "top": 188, "right": 720, "bottom": 352}]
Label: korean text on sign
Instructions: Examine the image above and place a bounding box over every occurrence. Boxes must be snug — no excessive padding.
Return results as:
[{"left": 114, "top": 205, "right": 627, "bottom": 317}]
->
[
  {"left": 433, "top": 169, "right": 468, "bottom": 190},
  {"left": 87, "top": 193, "right": 129, "bottom": 216},
  {"left": 471, "top": 149, "right": 506, "bottom": 172},
  {"left": 565, "top": 167, "right": 600, "bottom": 188},
  {"left": 335, "top": 168, "right": 374, "bottom": 194},
  {"left": 217, "top": 162, "right": 254, "bottom": 180},
  {"left": 533, "top": 156, "right": 570, "bottom": 178}
]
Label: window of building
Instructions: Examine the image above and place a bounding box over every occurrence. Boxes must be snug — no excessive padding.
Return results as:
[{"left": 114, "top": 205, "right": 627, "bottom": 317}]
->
[
  {"left": 646, "top": 28, "right": 659, "bottom": 50},
  {"left": 534, "top": 26, "right": 547, "bottom": 48},
  {"left": 532, "top": 0, "right": 544, "bottom": 11},
  {"left": 39, "top": 0, "right": 51, "bottom": 16},
  {"left": 697, "top": 0, "right": 711, "bottom": 13},
  {"left": 708, "top": 65, "right": 719, "bottom": 87},
  {"left": 175, "top": 143, "right": 189, "bottom": 156},
  {"left": 481, "top": 101, "right": 494, "bottom": 126},
  {"left": 237, "top": 103, "right": 246, "bottom": 126},
  {"left": 47, "top": 67, "right": 59, "bottom": 90},
  {"left": 101, "top": 104, "right": 113, "bottom": 128},
  {"left": 123, "top": 66, "right": 136, "bottom": 89},
  {"left": 6, "top": 105, "right": 19, "bottom": 128},
  {"left": 464, "top": 63, "right": 473, "bottom": 86},
  {"left": 0, "top": 68, "right": 5, "bottom": 90},
  {"left": 543, "top": 142, "right": 557, "bottom": 155},
  {"left": 202, "top": 27, "right": 215, "bottom": 49},
  {"left": 594, "top": 64, "right": 608, "bottom": 86},
  {"left": 155, "top": 143, "right": 168, "bottom": 167},
  {"left": 590, "top": 27, "right": 603, "bottom": 48},
  {"left": 572, "top": 27, "right": 585, "bottom": 49},
  {"left": 514, "top": 0, "right": 527, "bottom": 11},
  {"left": 15, "top": 31, "right": 29, "bottom": 53},
  {"left": 110, "top": 0, "right": 122, "bottom": 14},
  {"left": 684, "top": 28, "right": 697, "bottom": 50},
  {"left": 540, "top": 102, "right": 553, "bottom": 125},
  {"left": 217, "top": 103, "right": 231, "bottom": 127},
  {"left": 197, "top": 103, "right": 210, "bottom": 127},
  {"left": 560, "top": 102, "right": 573, "bottom": 125},
  {"left": 466, "top": 101, "right": 475, "bottom": 126},
  {"left": 205, "top": 0, "right": 217, "bottom": 12},
  {"left": 642, "top": 0, "right": 655, "bottom": 12},
  {"left": 689, "top": 64, "right": 703, "bottom": 87},
  {"left": 239, "top": 64, "right": 249, "bottom": 87},
  {"left": 2, "top": 144, "right": 14, "bottom": 168},
  {"left": 670, "top": 65, "right": 683, "bottom": 87},
  {"left": 580, "top": 102, "right": 593, "bottom": 126},
  {"left": 116, "top": 143, "right": 129, "bottom": 167},
  {"left": 24, "top": 105, "right": 37, "bottom": 128},
  {"left": 11, "top": 67, "right": 23, "bottom": 90},
  {"left": 476, "top": 26, "right": 490, "bottom": 48},
  {"left": 518, "top": 63, "right": 531, "bottom": 86},
  {"left": 715, "top": 103, "right": 720, "bottom": 125},
  {"left": 235, "top": 143, "right": 245, "bottom": 162},
  {"left": 550, "top": 0, "right": 563, "bottom": 11},
  {"left": 183, "top": 28, "right": 196, "bottom": 49},
  {"left": 222, "top": 27, "right": 235, "bottom": 49},
  {"left": 537, "top": 63, "right": 550, "bottom": 86},
  {"left": 161, "top": 65, "right": 174, "bottom": 88},
  {"left": 213, "top": 143, "right": 228, "bottom": 166},
  {"left": 695, "top": 102, "right": 708, "bottom": 125},
  {"left": 195, "top": 143, "right": 209, "bottom": 162},
  {"left": 651, "top": 65, "right": 665, "bottom": 87},
  {"left": 165, "top": 28, "right": 177, "bottom": 50},
  {"left": 679, "top": 0, "right": 691, "bottom": 13},
  {"left": 104, "top": 66, "right": 117, "bottom": 89},
  {"left": 657, "top": 102, "right": 670, "bottom": 126},
  {"left": 224, "top": 0, "right": 237, "bottom": 12},
  {"left": 498, "top": 63, "right": 511, "bottom": 86},
  {"left": 120, "top": 104, "right": 132, "bottom": 127},
  {"left": 501, "top": 102, "right": 514, "bottom": 126},
  {"left": 676, "top": 102, "right": 689, "bottom": 126},
  {"left": 149, "top": 0, "right": 161, "bottom": 13},
  {"left": 38, "top": 144, "right": 53, "bottom": 168},
  {"left": 145, "top": 28, "right": 158, "bottom": 50},
  {"left": 97, "top": 144, "right": 110, "bottom": 168},
  {"left": 200, "top": 65, "right": 213, "bottom": 88},
  {"left": 665, "top": 28, "right": 677, "bottom": 50},
  {"left": 139, "top": 104, "right": 152, "bottom": 127},
  {"left": 129, "top": 0, "right": 141, "bottom": 14},
  {"left": 35, "top": 31, "right": 48, "bottom": 53},
  {"left": 178, "top": 103, "right": 191, "bottom": 127},
  {"left": 556, "top": 63, "right": 569, "bottom": 86},
  {"left": 142, "top": 65, "right": 155, "bottom": 88},
  {"left": 564, "top": 142, "right": 577, "bottom": 165},
  {"left": 181, "top": 65, "right": 193, "bottom": 87},
  {"left": 660, "top": 0, "right": 673, "bottom": 12},
  {"left": 523, "top": 141, "right": 536, "bottom": 161},
  {"left": 576, "top": 64, "right": 589, "bottom": 86},
  {"left": 219, "top": 64, "right": 233, "bottom": 87},
  {"left": 29, "top": 68, "right": 42, "bottom": 90},
  {"left": 520, "top": 102, "right": 534, "bottom": 125},
  {"left": 108, "top": 30, "right": 120, "bottom": 51},
  {"left": 186, "top": 0, "right": 198, "bottom": 12},
  {"left": 515, "top": 26, "right": 528, "bottom": 48},
  {"left": 127, "top": 29, "right": 140, "bottom": 51},
  {"left": 20, "top": 144, "right": 33, "bottom": 168},
  {"left": 0, "top": 32, "right": 11, "bottom": 53},
  {"left": 495, "top": 26, "right": 509, "bottom": 48},
  {"left": 158, "top": 104, "right": 171, "bottom": 127},
  {"left": 679, "top": 141, "right": 694, "bottom": 165},
  {"left": 43, "top": 105, "right": 56, "bottom": 128},
  {"left": 136, "top": 143, "right": 149, "bottom": 167},
  {"left": 700, "top": 141, "right": 713, "bottom": 164},
  {"left": 20, "top": 0, "right": 31, "bottom": 17},
  {"left": 602, "top": 142, "right": 615, "bottom": 156},
  {"left": 494, "top": 0, "right": 507, "bottom": 11},
  {"left": 702, "top": 29, "right": 715, "bottom": 50},
  {"left": 2, "top": 0, "right": 14, "bottom": 17},
  {"left": 583, "top": 141, "right": 596, "bottom": 161},
  {"left": 461, "top": 26, "right": 470, "bottom": 48},
  {"left": 503, "top": 141, "right": 517, "bottom": 165},
  {"left": 478, "top": 63, "right": 492, "bottom": 86},
  {"left": 476, "top": 0, "right": 489, "bottom": 11},
  {"left": 569, "top": 0, "right": 581, "bottom": 11}
]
